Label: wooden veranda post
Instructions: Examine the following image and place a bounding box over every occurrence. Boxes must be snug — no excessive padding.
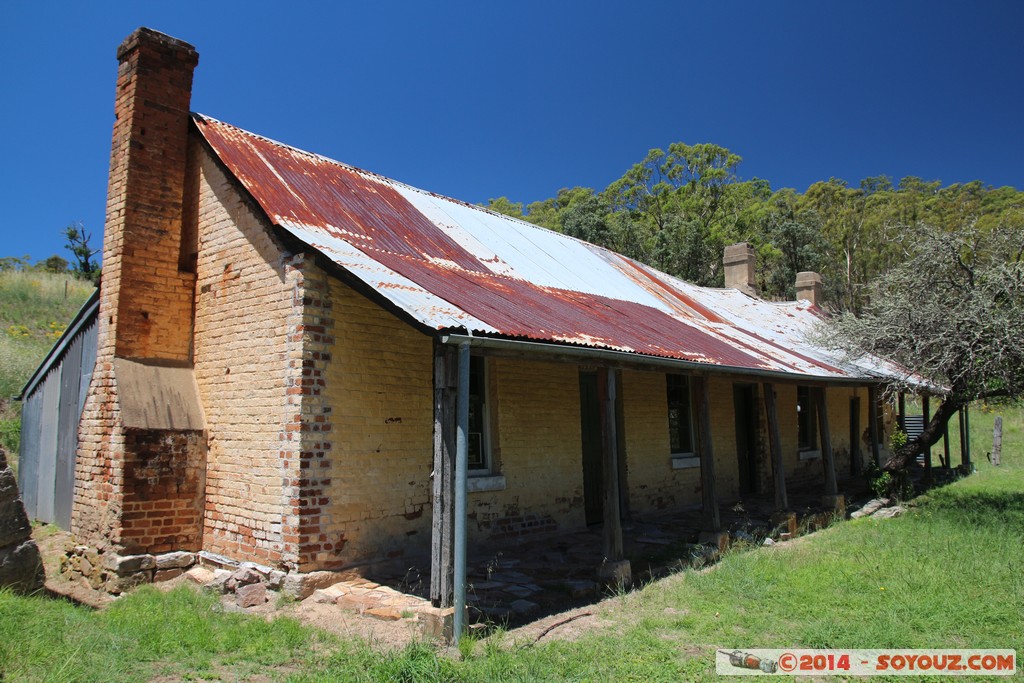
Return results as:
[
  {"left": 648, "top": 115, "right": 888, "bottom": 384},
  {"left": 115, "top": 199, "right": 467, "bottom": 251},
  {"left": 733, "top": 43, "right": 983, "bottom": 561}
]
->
[
  {"left": 430, "top": 343, "right": 456, "bottom": 608},
  {"left": 868, "top": 386, "right": 881, "bottom": 467},
  {"left": 992, "top": 416, "right": 1003, "bottom": 466},
  {"left": 942, "top": 416, "right": 951, "bottom": 468},
  {"left": 964, "top": 404, "right": 972, "bottom": 466},
  {"left": 814, "top": 387, "right": 838, "bottom": 496},
  {"left": 959, "top": 407, "right": 968, "bottom": 468},
  {"left": 762, "top": 383, "right": 788, "bottom": 511},
  {"left": 898, "top": 392, "right": 906, "bottom": 430},
  {"left": 922, "top": 395, "right": 932, "bottom": 478},
  {"left": 692, "top": 376, "right": 720, "bottom": 532},
  {"left": 598, "top": 368, "right": 623, "bottom": 562}
]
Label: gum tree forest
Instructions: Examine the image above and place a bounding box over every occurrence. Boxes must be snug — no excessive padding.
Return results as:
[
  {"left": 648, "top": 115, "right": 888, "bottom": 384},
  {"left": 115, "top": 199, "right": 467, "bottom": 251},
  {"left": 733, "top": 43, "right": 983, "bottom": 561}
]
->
[{"left": 484, "top": 142, "right": 1024, "bottom": 315}]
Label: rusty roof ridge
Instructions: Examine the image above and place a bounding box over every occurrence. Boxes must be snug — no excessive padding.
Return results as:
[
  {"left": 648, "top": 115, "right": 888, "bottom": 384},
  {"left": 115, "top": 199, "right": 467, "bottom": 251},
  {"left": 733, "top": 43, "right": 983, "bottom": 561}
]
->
[{"left": 193, "top": 113, "right": 569, "bottom": 234}]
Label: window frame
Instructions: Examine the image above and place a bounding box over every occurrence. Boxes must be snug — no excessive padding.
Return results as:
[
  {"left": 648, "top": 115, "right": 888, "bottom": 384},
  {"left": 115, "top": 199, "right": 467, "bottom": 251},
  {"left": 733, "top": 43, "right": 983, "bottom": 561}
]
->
[
  {"left": 666, "top": 374, "right": 696, "bottom": 458},
  {"left": 796, "top": 385, "right": 820, "bottom": 457},
  {"left": 467, "top": 354, "right": 491, "bottom": 475}
]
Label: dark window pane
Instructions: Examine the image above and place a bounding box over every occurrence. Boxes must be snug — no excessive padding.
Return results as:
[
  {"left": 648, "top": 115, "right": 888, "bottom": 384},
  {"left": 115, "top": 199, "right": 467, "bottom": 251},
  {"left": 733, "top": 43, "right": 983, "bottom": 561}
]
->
[
  {"left": 797, "top": 386, "right": 817, "bottom": 450},
  {"left": 468, "top": 356, "right": 486, "bottom": 470},
  {"left": 667, "top": 375, "right": 693, "bottom": 453}
]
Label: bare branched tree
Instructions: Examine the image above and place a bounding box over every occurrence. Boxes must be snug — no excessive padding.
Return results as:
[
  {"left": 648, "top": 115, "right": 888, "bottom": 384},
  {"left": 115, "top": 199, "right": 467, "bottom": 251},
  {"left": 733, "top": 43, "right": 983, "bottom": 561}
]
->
[{"left": 819, "top": 221, "right": 1024, "bottom": 472}]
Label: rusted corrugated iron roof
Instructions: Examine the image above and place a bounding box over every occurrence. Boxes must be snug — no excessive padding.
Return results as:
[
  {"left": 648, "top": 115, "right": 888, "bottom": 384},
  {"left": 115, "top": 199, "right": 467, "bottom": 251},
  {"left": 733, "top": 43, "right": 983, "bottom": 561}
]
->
[{"left": 194, "top": 114, "right": 890, "bottom": 381}]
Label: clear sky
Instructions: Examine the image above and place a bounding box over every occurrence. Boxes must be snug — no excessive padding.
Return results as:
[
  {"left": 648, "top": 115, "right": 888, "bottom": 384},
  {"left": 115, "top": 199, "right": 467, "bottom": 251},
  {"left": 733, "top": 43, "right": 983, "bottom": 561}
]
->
[{"left": 2, "top": 1, "right": 1022, "bottom": 263}]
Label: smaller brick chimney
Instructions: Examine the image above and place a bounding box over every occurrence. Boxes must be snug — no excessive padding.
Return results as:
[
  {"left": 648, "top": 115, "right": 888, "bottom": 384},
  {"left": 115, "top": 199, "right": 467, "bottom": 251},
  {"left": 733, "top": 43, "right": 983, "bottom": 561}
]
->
[
  {"left": 795, "top": 271, "right": 823, "bottom": 306},
  {"left": 723, "top": 243, "right": 757, "bottom": 295}
]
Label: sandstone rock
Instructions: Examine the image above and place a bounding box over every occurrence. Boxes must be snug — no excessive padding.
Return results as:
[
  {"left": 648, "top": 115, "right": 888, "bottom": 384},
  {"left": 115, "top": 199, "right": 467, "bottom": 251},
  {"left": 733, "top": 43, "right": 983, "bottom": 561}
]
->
[
  {"left": 185, "top": 566, "right": 216, "bottom": 585},
  {"left": 283, "top": 570, "right": 343, "bottom": 600},
  {"left": 105, "top": 571, "right": 150, "bottom": 595},
  {"left": 104, "top": 553, "right": 156, "bottom": 575},
  {"left": 206, "top": 568, "right": 232, "bottom": 594},
  {"left": 235, "top": 581, "right": 267, "bottom": 608},
  {"left": 851, "top": 497, "right": 892, "bottom": 519},
  {"left": 155, "top": 551, "right": 195, "bottom": 570},
  {"left": 336, "top": 593, "right": 378, "bottom": 613},
  {"left": 239, "top": 561, "right": 273, "bottom": 578},
  {"left": 0, "top": 498, "right": 33, "bottom": 548},
  {"left": 419, "top": 606, "right": 456, "bottom": 642},
  {"left": 267, "top": 569, "right": 286, "bottom": 591},
  {"left": 154, "top": 568, "right": 184, "bottom": 582},
  {"left": 364, "top": 606, "right": 403, "bottom": 621},
  {"left": 872, "top": 505, "right": 906, "bottom": 519},
  {"left": 225, "top": 566, "right": 262, "bottom": 591},
  {"left": 0, "top": 540, "right": 45, "bottom": 593}
]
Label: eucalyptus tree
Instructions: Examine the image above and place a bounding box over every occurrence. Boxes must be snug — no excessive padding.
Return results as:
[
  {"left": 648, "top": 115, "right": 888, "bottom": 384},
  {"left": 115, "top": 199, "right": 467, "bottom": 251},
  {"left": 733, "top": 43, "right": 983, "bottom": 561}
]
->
[{"left": 821, "top": 221, "right": 1024, "bottom": 472}]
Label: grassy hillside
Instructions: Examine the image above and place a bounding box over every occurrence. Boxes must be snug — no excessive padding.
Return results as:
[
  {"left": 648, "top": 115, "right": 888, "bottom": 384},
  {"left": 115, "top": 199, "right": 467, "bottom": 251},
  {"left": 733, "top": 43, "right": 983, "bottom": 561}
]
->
[{"left": 0, "top": 270, "right": 95, "bottom": 461}]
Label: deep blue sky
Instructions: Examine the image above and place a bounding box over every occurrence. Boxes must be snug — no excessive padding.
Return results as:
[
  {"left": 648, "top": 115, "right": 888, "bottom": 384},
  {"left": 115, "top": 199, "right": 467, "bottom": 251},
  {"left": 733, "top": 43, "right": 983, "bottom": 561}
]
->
[{"left": 2, "top": 1, "right": 1022, "bottom": 263}]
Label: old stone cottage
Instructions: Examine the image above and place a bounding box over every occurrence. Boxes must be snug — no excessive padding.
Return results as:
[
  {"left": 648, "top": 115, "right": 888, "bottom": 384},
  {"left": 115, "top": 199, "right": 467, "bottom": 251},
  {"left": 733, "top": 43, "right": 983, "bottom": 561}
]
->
[{"left": 21, "top": 28, "right": 918, "bottom": 608}]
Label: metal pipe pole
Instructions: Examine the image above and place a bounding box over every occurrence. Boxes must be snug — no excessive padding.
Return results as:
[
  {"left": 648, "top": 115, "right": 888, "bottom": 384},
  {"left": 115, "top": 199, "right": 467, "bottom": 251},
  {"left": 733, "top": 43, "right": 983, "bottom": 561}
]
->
[{"left": 452, "top": 342, "right": 470, "bottom": 644}]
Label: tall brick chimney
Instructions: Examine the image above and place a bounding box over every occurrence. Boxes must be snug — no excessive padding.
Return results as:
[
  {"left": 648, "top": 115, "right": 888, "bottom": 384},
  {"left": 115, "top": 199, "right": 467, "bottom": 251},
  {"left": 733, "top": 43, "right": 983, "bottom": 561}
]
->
[
  {"left": 74, "top": 28, "right": 206, "bottom": 557},
  {"left": 723, "top": 242, "right": 757, "bottom": 295},
  {"left": 102, "top": 27, "right": 199, "bottom": 362},
  {"left": 795, "top": 271, "right": 823, "bottom": 306}
]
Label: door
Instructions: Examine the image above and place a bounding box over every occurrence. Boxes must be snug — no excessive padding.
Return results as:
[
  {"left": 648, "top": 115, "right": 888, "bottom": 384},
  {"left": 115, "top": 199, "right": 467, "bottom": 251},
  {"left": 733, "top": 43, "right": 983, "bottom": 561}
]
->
[
  {"left": 579, "top": 371, "right": 603, "bottom": 525},
  {"left": 733, "top": 384, "right": 759, "bottom": 496}
]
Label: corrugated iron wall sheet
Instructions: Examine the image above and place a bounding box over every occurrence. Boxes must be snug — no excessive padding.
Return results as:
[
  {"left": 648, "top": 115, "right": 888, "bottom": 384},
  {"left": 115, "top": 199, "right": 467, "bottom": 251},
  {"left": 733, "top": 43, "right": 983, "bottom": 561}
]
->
[{"left": 17, "top": 309, "right": 97, "bottom": 529}]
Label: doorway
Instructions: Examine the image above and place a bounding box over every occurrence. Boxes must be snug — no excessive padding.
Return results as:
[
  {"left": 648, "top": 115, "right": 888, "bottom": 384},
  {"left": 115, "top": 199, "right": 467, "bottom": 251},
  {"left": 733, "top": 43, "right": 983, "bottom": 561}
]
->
[{"left": 733, "top": 384, "right": 759, "bottom": 496}]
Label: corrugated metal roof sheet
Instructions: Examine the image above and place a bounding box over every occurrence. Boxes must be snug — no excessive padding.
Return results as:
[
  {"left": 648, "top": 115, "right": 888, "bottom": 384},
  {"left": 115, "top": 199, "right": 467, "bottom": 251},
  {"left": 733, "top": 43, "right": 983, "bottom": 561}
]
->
[{"left": 194, "top": 114, "right": 894, "bottom": 382}]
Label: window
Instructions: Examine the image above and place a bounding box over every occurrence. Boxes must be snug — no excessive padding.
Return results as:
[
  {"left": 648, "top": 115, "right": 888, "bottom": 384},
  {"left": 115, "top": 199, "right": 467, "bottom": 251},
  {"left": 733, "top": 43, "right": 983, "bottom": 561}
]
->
[
  {"left": 667, "top": 374, "right": 694, "bottom": 455},
  {"left": 797, "top": 386, "right": 818, "bottom": 451},
  {"left": 468, "top": 355, "right": 490, "bottom": 473}
]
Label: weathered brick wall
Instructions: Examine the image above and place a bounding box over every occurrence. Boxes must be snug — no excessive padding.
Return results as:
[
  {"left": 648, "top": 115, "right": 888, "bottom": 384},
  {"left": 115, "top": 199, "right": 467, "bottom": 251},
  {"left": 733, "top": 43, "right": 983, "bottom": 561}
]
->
[
  {"left": 120, "top": 430, "right": 205, "bottom": 554},
  {"left": 621, "top": 370, "right": 698, "bottom": 512},
  {"left": 319, "top": 277, "right": 433, "bottom": 569},
  {"left": 470, "top": 358, "right": 587, "bottom": 540},
  {"left": 105, "top": 29, "right": 198, "bottom": 362},
  {"left": 190, "top": 143, "right": 303, "bottom": 568},
  {"left": 74, "top": 358, "right": 127, "bottom": 551},
  {"left": 74, "top": 29, "right": 199, "bottom": 552},
  {"left": 773, "top": 384, "right": 859, "bottom": 490}
]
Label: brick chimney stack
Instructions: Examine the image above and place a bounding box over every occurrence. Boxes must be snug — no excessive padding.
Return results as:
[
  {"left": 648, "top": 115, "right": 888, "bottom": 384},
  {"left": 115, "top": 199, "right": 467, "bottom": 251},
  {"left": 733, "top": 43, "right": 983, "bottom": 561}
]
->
[
  {"left": 102, "top": 27, "right": 199, "bottom": 362},
  {"left": 74, "top": 29, "right": 205, "bottom": 555},
  {"left": 723, "top": 243, "right": 757, "bottom": 295},
  {"left": 795, "top": 271, "right": 823, "bottom": 306}
]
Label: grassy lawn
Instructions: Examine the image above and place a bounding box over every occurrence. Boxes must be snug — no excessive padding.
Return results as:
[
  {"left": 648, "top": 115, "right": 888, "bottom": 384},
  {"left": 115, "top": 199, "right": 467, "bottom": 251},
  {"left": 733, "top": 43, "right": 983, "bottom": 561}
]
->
[{"left": 1, "top": 404, "right": 1021, "bottom": 682}]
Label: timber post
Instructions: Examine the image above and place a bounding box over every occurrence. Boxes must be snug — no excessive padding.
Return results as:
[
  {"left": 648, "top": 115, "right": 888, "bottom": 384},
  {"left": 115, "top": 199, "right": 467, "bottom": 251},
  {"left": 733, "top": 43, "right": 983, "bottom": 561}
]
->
[
  {"left": 597, "top": 368, "right": 629, "bottom": 587},
  {"left": 693, "top": 376, "right": 720, "bottom": 532},
  {"left": 762, "top": 383, "right": 788, "bottom": 512},
  {"left": 815, "top": 387, "right": 838, "bottom": 497},
  {"left": 992, "top": 416, "right": 1002, "bottom": 466},
  {"left": 942, "top": 402, "right": 951, "bottom": 468},
  {"left": 868, "top": 386, "right": 881, "bottom": 467},
  {"left": 964, "top": 404, "right": 971, "bottom": 466},
  {"left": 922, "top": 395, "right": 932, "bottom": 478},
  {"left": 429, "top": 342, "right": 456, "bottom": 608}
]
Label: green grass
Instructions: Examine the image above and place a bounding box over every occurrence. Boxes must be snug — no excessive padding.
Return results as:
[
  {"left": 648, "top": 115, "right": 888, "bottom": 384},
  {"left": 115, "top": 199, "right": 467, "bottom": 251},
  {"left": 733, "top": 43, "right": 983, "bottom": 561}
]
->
[
  {"left": 0, "top": 269, "right": 94, "bottom": 464},
  {"left": 0, "top": 405, "right": 1020, "bottom": 682}
]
